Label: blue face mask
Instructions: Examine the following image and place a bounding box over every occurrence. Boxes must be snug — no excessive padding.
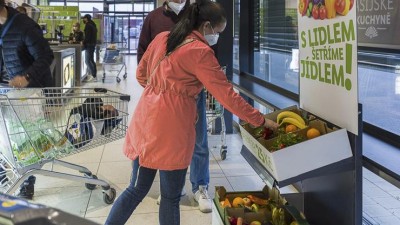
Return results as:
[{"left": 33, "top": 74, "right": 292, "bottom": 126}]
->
[{"left": 204, "top": 25, "right": 219, "bottom": 46}]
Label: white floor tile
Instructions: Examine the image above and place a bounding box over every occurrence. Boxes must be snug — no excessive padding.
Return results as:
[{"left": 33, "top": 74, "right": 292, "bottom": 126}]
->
[
  {"left": 97, "top": 161, "right": 132, "bottom": 184},
  {"left": 373, "top": 215, "right": 400, "bottom": 225},
  {"left": 218, "top": 154, "right": 258, "bottom": 177},
  {"left": 181, "top": 209, "right": 212, "bottom": 224},
  {"left": 209, "top": 158, "right": 226, "bottom": 178},
  {"left": 227, "top": 175, "right": 265, "bottom": 192},
  {"left": 33, "top": 186, "right": 92, "bottom": 217},
  {"left": 102, "top": 142, "right": 128, "bottom": 162},
  {"left": 62, "top": 145, "right": 105, "bottom": 164}
]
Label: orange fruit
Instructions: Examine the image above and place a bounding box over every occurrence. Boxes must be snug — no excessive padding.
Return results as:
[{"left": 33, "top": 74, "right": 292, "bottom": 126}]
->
[
  {"left": 232, "top": 197, "right": 245, "bottom": 208},
  {"left": 285, "top": 124, "right": 298, "bottom": 133},
  {"left": 307, "top": 128, "right": 321, "bottom": 139}
]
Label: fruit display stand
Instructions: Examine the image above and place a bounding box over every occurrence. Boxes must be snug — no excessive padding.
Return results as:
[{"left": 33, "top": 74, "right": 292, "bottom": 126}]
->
[
  {"left": 212, "top": 185, "right": 309, "bottom": 225},
  {"left": 239, "top": 106, "right": 353, "bottom": 185},
  {"left": 238, "top": 105, "right": 362, "bottom": 225}
]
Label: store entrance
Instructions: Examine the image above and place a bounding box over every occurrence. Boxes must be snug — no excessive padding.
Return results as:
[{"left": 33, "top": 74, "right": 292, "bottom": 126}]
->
[{"left": 104, "top": 14, "right": 144, "bottom": 55}]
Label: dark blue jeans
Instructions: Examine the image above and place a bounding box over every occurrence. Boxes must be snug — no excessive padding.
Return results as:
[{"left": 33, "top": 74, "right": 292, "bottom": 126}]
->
[
  {"left": 85, "top": 45, "right": 97, "bottom": 78},
  {"left": 190, "top": 90, "right": 209, "bottom": 193},
  {"left": 106, "top": 166, "right": 187, "bottom": 225},
  {"left": 130, "top": 90, "right": 209, "bottom": 193}
]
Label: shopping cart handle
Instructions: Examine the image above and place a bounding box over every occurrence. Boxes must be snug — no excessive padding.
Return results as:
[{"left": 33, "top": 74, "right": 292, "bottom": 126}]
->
[
  {"left": 94, "top": 88, "right": 107, "bottom": 93},
  {"left": 120, "top": 95, "right": 130, "bottom": 101}
]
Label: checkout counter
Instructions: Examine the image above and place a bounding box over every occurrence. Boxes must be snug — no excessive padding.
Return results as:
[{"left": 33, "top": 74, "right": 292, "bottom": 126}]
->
[
  {"left": 58, "top": 44, "right": 87, "bottom": 86},
  {"left": 50, "top": 43, "right": 98, "bottom": 86},
  {"left": 49, "top": 46, "right": 76, "bottom": 91}
]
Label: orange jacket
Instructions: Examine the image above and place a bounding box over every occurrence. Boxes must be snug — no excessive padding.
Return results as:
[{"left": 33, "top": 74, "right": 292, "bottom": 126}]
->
[{"left": 124, "top": 31, "right": 264, "bottom": 170}]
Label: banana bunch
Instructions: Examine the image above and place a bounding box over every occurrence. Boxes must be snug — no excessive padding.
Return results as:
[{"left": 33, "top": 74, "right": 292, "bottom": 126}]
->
[
  {"left": 272, "top": 207, "right": 286, "bottom": 225},
  {"left": 276, "top": 111, "right": 306, "bottom": 129}
]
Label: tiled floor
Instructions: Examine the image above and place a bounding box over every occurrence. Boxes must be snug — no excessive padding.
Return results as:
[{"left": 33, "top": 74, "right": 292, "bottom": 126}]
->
[
  {"left": 27, "top": 55, "right": 400, "bottom": 225},
  {"left": 363, "top": 169, "right": 400, "bottom": 225}
]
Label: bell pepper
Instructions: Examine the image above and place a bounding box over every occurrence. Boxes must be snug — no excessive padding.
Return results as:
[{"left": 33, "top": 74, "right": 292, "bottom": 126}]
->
[{"left": 325, "top": 0, "right": 336, "bottom": 19}]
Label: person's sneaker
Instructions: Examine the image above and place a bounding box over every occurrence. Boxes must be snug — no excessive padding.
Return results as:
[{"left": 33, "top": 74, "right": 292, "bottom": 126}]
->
[
  {"left": 194, "top": 185, "right": 212, "bottom": 213},
  {"left": 157, "top": 188, "right": 186, "bottom": 205},
  {"left": 17, "top": 176, "right": 36, "bottom": 200},
  {"left": 85, "top": 75, "right": 97, "bottom": 82}
]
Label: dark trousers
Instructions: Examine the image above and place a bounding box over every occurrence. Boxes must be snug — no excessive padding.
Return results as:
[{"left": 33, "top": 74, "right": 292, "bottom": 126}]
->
[
  {"left": 85, "top": 45, "right": 97, "bottom": 78},
  {"left": 106, "top": 166, "right": 187, "bottom": 225}
]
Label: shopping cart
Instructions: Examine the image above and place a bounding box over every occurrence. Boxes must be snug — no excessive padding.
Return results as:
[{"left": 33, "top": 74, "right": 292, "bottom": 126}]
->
[
  {"left": 205, "top": 90, "right": 227, "bottom": 160},
  {"left": 100, "top": 45, "right": 127, "bottom": 83},
  {"left": 0, "top": 88, "right": 130, "bottom": 204}
]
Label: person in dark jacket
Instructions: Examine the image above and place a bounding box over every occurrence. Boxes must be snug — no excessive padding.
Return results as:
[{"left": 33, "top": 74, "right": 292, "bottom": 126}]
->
[
  {"left": 68, "top": 22, "right": 84, "bottom": 44},
  {"left": 0, "top": 1, "right": 54, "bottom": 200},
  {"left": 82, "top": 14, "right": 97, "bottom": 82},
  {"left": 0, "top": 4, "right": 54, "bottom": 88},
  {"left": 137, "top": 0, "right": 188, "bottom": 64}
]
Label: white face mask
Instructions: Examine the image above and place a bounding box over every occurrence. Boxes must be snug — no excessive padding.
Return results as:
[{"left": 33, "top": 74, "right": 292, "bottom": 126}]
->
[
  {"left": 204, "top": 25, "right": 219, "bottom": 46},
  {"left": 168, "top": 1, "right": 186, "bottom": 15}
]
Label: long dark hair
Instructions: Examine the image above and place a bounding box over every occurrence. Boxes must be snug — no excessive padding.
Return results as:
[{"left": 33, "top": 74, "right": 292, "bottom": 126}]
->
[{"left": 166, "top": 0, "right": 226, "bottom": 54}]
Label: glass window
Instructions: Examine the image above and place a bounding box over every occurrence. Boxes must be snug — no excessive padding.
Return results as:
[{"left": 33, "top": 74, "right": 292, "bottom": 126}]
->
[
  {"left": 79, "top": 2, "right": 103, "bottom": 12},
  {"left": 116, "top": 4, "right": 133, "bottom": 11},
  {"left": 49, "top": 2, "right": 64, "bottom": 6},
  {"left": 358, "top": 52, "right": 400, "bottom": 136},
  {"left": 66, "top": 2, "right": 78, "bottom": 6},
  {"left": 254, "top": 0, "right": 299, "bottom": 94}
]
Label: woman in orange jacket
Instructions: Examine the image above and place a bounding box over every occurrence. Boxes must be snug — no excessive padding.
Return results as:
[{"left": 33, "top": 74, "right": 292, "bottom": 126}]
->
[{"left": 105, "top": 1, "right": 278, "bottom": 224}]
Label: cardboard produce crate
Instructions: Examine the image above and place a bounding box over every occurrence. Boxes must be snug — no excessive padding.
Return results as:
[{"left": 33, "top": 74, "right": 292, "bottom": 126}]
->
[
  {"left": 239, "top": 106, "right": 353, "bottom": 183},
  {"left": 212, "top": 185, "right": 309, "bottom": 225}
]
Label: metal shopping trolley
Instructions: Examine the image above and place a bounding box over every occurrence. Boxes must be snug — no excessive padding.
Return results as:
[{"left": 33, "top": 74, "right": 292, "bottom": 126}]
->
[
  {"left": 205, "top": 90, "right": 227, "bottom": 160},
  {"left": 100, "top": 45, "right": 127, "bottom": 83},
  {"left": 0, "top": 88, "right": 130, "bottom": 204}
]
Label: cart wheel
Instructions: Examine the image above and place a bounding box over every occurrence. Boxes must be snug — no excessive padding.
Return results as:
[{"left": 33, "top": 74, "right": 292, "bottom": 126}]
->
[
  {"left": 220, "top": 146, "right": 227, "bottom": 160},
  {"left": 85, "top": 175, "right": 98, "bottom": 190},
  {"left": 116, "top": 77, "right": 121, "bottom": 83},
  {"left": 123, "top": 73, "right": 127, "bottom": 79},
  {"left": 103, "top": 188, "right": 117, "bottom": 204}
]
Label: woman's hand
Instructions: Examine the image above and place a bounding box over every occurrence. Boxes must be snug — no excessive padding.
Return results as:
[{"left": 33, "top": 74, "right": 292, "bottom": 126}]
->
[
  {"left": 264, "top": 118, "right": 279, "bottom": 131},
  {"left": 9, "top": 75, "right": 29, "bottom": 88}
]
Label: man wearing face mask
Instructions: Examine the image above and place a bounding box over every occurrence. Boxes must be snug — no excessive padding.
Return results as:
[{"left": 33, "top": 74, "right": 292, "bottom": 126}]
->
[
  {"left": 135, "top": 0, "right": 215, "bottom": 214},
  {"left": 137, "top": 0, "right": 188, "bottom": 64}
]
